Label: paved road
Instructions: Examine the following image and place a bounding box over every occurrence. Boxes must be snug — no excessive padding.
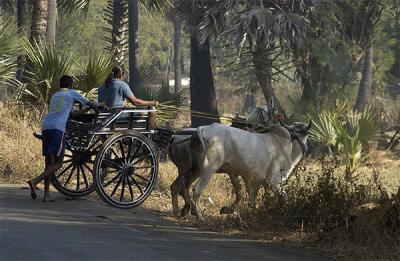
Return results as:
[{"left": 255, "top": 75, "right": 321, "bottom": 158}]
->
[{"left": 0, "top": 184, "right": 328, "bottom": 261}]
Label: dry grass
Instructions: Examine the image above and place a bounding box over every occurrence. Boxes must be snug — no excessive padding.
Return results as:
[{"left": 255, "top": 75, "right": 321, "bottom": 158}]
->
[{"left": 0, "top": 103, "right": 43, "bottom": 183}]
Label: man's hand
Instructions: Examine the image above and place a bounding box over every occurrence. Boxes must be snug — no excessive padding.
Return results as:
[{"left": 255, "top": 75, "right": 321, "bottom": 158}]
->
[{"left": 88, "top": 101, "right": 108, "bottom": 112}]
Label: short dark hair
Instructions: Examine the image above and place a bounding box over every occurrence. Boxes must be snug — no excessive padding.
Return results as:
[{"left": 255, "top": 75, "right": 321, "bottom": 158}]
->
[{"left": 60, "top": 75, "right": 74, "bottom": 89}]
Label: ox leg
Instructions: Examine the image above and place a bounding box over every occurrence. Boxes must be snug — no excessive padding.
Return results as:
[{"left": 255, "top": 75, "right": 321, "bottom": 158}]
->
[
  {"left": 180, "top": 173, "right": 198, "bottom": 217},
  {"left": 170, "top": 175, "right": 184, "bottom": 217},
  {"left": 220, "top": 174, "right": 241, "bottom": 214},
  {"left": 244, "top": 177, "right": 260, "bottom": 208},
  {"left": 192, "top": 168, "right": 216, "bottom": 220}
]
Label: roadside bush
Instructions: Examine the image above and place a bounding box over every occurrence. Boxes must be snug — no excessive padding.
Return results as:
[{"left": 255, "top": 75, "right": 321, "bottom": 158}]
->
[{"left": 222, "top": 157, "right": 399, "bottom": 258}]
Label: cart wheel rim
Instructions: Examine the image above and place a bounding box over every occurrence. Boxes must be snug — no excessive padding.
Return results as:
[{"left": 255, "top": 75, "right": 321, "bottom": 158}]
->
[
  {"left": 94, "top": 133, "right": 158, "bottom": 208},
  {"left": 51, "top": 136, "right": 104, "bottom": 197}
]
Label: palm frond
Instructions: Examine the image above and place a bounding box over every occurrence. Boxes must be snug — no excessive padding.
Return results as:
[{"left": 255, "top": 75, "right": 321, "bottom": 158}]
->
[
  {"left": 0, "top": 0, "right": 14, "bottom": 12},
  {"left": 142, "top": 80, "right": 187, "bottom": 126},
  {"left": 198, "top": 0, "right": 311, "bottom": 51},
  {"left": 57, "top": 0, "right": 91, "bottom": 16},
  {"left": 287, "top": 92, "right": 310, "bottom": 121},
  {"left": 308, "top": 108, "right": 341, "bottom": 148},
  {"left": 0, "top": 17, "right": 24, "bottom": 91},
  {"left": 358, "top": 105, "right": 378, "bottom": 146},
  {"left": 24, "top": 39, "right": 74, "bottom": 103},
  {"left": 140, "top": 0, "right": 173, "bottom": 13},
  {"left": 75, "top": 51, "right": 118, "bottom": 94}
]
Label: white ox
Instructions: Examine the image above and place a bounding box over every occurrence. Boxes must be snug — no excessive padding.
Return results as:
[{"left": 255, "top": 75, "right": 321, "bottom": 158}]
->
[
  {"left": 169, "top": 101, "right": 279, "bottom": 217},
  {"left": 169, "top": 131, "right": 244, "bottom": 217},
  {"left": 190, "top": 121, "right": 311, "bottom": 219}
]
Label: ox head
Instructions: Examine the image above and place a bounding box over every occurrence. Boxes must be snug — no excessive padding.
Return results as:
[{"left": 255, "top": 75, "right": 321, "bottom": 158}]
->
[
  {"left": 280, "top": 120, "right": 312, "bottom": 153},
  {"left": 247, "top": 96, "right": 279, "bottom": 126}
]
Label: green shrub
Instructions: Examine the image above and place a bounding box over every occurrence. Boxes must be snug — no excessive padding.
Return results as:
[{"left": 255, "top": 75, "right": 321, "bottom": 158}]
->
[
  {"left": 305, "top": 105, "right": 378, "bottom": 175},
  {"left": 24, "top": 39, "right": 74, "bottom": 104}
]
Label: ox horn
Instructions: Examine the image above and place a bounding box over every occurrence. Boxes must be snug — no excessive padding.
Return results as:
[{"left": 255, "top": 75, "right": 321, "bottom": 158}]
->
[
  {"left": 279, "top": 120, "right": 293, "bottom": 131},
  {"left": 306, "top": 119, "right": 312, "bottom": 131}
]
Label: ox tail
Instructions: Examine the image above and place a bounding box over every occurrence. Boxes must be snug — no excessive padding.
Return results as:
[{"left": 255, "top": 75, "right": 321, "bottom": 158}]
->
[
  {"left": 189, "top": 127, "right": 207, "bottom": 170},
  {"left": 194, "top": 126, "right": 207, "bottom": 152}
]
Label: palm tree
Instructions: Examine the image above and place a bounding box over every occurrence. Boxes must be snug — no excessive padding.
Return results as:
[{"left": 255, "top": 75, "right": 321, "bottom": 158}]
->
[
  {"left": 175, "top": 0, "right": 220, "bottom": 127},
  {"left": 173, "top": 14, "right": 182, "bottom": 96},
  {"left": 128, "top": 0, "right": 139, "bottom": 94},
  {"left": 198, "top": 0, "right": 312, "bottom": 116},
  {"left": 46, "top": 0, "right": 56, "bottom": 45},
  {"left": 103, "top": 0, "right": 170, "bottom": 95},
  {"left": 127, "top": 0, "right": 171, "bottom": 96},
  {"left": 30, "top": 0, "right": 48, "bottom": 42},
  {"left": 46, "top": 0, "right": 92, "bottom": 44},
  {"left": 334, "top": 0, "right": 400, "bottom": 110},
  {"left": 336, "top": 0, "right": 384, "bottom": 111},
  {"left": 16, "top": 0, "right": 26, "bottom": 81},
  {"left": 104, "top": 0, "right": 129, "bottom": 63},
  {"left": 166, "top": 7, "right": 182, "bottom": 96}
]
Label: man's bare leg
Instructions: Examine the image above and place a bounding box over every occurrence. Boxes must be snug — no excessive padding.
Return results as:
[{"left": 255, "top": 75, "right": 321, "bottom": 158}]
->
[
  {"left": 42, "top": 156, "right": 56, "bottom": 202},
  {"left": 42, "top": 176, "right": 53, "bottom": 202},
  {"left": 28, "top": 155, "right": 63, "bottom": 201}
]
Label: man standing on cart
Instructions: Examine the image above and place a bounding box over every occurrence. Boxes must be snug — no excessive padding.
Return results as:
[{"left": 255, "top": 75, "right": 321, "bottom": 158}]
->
[
  {"left": 27, "top": 75, "right": 101, "bottom": 202},
  {"left": 98, "top": 66, "right": 158, "bottom": 108}
]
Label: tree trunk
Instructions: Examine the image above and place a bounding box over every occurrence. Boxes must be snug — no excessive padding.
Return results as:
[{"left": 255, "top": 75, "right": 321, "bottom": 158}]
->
[
  {"left": 165, "top": 47, "right": 173, "bottom": 83},
  {"left": 173, "top": 16, "right": 182, "bottom": 96},
  {"left": 46, "top": 0, "right": 56, "bottom": 45},
  {"left": 112, "top": 0, "right": 128, "bottom": 62},
  {"left": 252, "top": 47, "right": 287, "bottom": 118},
  {"left": 190, "top": 35, "right": 219, "bottom": 127},
  {"left": 16, "top": 0, "right": 26, "bottom": 81},
  {"left": 354, "top": 42, "right": 373, "bottom": 112},
  {"left": 31, "top": 0, "right": 48, "bottom": 42},
  {"left": 390, "top": 21, "right": 400, "bottom": 78},
  {"left": 128, "top": 0, "right": 140, "bottom": 95}
]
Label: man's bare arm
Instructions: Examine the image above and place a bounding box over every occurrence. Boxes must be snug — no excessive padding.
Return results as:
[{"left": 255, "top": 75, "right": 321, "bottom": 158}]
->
[{"left": 127, "top": 95, "right": 158, "bottom": 107}]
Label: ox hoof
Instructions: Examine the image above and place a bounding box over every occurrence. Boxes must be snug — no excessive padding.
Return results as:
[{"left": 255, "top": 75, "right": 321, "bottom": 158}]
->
[{"left": 220, "top": 206, "right": 235, "bottom": 215}]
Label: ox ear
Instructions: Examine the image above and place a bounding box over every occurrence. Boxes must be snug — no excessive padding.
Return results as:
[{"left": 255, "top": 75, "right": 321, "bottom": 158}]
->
[{"left": 268, "top": 96, "right": 276, "bottom": 110}]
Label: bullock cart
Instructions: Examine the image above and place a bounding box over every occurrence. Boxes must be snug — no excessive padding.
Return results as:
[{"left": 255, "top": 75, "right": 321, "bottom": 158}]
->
[
  {"left": 47, "top": 103, "right": 279, "bottom": 210},
  {"left": 49, "top": 106, "right": 172, "bottom": 209}
]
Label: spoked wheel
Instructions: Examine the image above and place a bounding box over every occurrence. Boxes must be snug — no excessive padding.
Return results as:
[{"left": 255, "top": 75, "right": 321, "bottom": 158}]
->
[
  {"left": 93, "top": 131, "right": 159, "bottom": 209},
  {"left": 51, "top": 136, "right": 105, "bottom": 198}
]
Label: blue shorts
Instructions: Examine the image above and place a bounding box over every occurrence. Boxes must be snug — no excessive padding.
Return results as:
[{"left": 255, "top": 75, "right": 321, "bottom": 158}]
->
[{"left": 42, "top": 129, "right": 65, "bottom": 157}]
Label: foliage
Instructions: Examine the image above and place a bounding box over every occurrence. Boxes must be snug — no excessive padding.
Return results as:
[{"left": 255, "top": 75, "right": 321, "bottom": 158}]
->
[
  {"left": 142, "top": 80, "right": 187, "bottom": 127},
  {"left": 56, "top": 0, "right": 109, "bottom": 66},
  {"left": 24, "top": 39, "right": 74, "bottom": 104},
  {"left": 287, "top": 93, "right": 311, "bottom": 122},
  {"left": 75, "top": 51, "right": 117, "bottom": 95},
  {"left": 57, "top": 0, "right": 91, "bottom": 16},
  {"left": 0, "top": 17, "right": 23, "bottom": 91},
  {"left": 304, "top": 104, "right": 378, "bottom": 176},
  {"left": 231, "top": 158, "right": 399, "bottom": 258},
  {"left": 308, "top": 108, "right": 342, "bottom": 153},
  {"left": 195, "top": 0, "right": 312, "bottom": 53}
]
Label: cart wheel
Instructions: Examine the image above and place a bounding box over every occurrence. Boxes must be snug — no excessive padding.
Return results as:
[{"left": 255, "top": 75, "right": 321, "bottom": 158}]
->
[
  {"left": 94, "top": 132, "right": 158, "bottom": 209},
  {"left": 51, "top": 136, "right": 104, "bottom": 197}
]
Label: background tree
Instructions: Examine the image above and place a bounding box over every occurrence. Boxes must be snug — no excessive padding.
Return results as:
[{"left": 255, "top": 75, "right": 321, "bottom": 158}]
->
[
  {"left": 16, "top": 0, "right": 26, "bottom": 81},
  {"left": 30, "top": 0, "right": 48, "bottom": 42},
  {"left": 46, "top": 0, "right": 56, "bottom": 44},
  {"left": 104, "top": 0, "right": 129, "bottom": 63},
  {"left": 199, "top": 0, "right": 312, "bottom": 116},
  {"left": 176, "top": 0, "right": 220, "bottom": 127}
]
